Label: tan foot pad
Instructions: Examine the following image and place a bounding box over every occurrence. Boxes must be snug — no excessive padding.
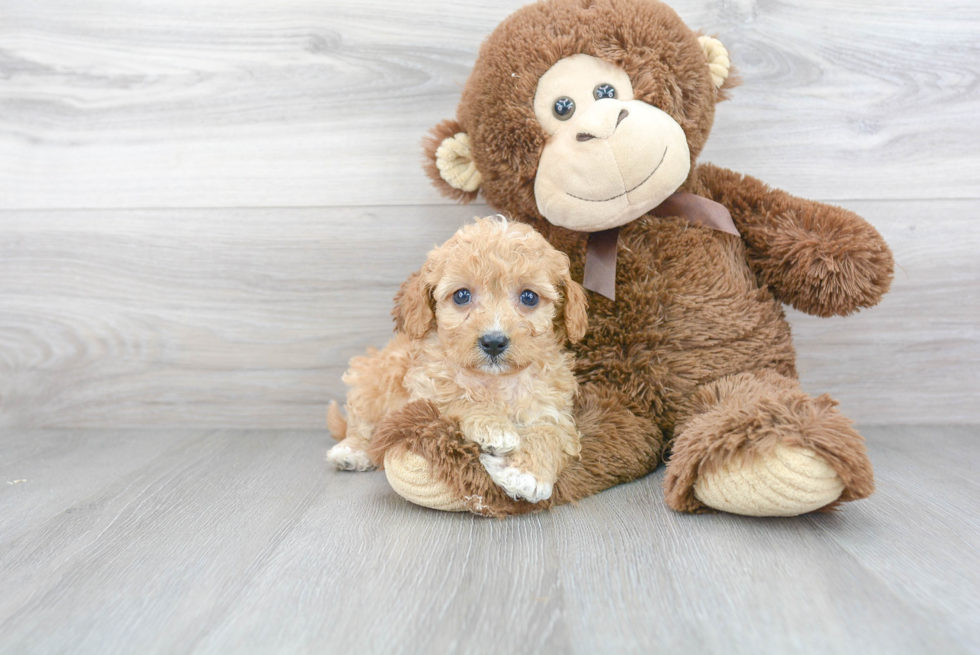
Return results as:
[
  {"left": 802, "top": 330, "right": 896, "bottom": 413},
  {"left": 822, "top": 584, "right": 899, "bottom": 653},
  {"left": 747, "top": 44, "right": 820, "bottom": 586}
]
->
[
  {"left": 693, "top": 444, "right": 845, "bottom": 517},
  {"left": 383, "top": 450, "right": 467, "bottom": 512}
]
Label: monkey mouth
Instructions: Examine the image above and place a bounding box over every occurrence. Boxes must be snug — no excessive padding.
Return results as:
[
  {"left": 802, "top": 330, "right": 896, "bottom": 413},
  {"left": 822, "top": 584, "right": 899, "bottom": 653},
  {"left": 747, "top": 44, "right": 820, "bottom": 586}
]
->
[{"left": 565, "top": 146, "right": 668, "bottom": 203}]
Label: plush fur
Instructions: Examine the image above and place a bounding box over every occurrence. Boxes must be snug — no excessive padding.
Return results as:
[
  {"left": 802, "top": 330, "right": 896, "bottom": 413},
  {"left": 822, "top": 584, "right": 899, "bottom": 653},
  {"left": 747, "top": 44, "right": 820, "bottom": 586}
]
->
[
  {"left": 663, "top": 369, "right": 875, "bottom": 513},
  {"left": 330, "top": 217, "right": 588, "bottom": 502},
  {"left": 369, "top": 0, "right": 893, "bottom": 516}
]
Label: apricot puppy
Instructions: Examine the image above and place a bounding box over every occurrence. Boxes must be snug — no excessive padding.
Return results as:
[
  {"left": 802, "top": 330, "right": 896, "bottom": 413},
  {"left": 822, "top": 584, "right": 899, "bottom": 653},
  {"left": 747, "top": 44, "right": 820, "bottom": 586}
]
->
[{"left": 327, "top": 216, "right": 588, "bottom": 503}]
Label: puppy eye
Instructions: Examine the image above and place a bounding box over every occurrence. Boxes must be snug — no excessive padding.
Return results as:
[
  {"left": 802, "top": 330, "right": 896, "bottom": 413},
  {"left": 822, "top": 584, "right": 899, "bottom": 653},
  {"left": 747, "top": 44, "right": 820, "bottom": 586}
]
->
[
  {"left": 519, "top": 290, "right": 539, "bottom": 307},
  {"left": 593, "top": 83, "right": 616, "bottom": 100},
  {"left": 453, "top": 289, "right": 471, "bottom": 305},
  {"left": 553, "top": 97, "right": 575, "bottom": 120}
]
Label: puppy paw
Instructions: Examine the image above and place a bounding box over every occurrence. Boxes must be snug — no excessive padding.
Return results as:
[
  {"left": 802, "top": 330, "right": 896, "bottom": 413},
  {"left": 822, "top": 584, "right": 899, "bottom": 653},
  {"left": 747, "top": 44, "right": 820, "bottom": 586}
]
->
[
  {"left": 471, "top": 426, "right": 520, "bottom": 455},
  {"left": 479, "top": 454, "right": 553, "bottom": 503},
  {"left": 326, "top": 443, "right": 375, "bottom": 471}
]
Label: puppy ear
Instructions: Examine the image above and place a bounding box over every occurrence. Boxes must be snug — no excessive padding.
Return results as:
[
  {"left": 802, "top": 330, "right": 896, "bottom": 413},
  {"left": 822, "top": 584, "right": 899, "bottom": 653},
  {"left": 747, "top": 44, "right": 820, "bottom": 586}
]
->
[
  {"left": 422, "top": 119, "right": 481, "bottom": 203},
  {"left": 392, "top": 268, "right": 435, "bottom": 339},
  {"left": 560, "top": 276, "right": 589, "bottom": 343},
  {"left": 391, "top": 271, "right": 419, "bottom": 333}
]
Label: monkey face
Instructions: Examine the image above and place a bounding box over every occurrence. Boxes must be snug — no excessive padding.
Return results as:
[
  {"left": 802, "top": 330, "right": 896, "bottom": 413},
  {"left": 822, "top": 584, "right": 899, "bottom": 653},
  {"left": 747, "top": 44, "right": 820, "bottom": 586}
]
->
[
  {"left": 423, "top": 0, "right": 735, "bottom": 232},
  {"left": 532, "top": 54, "right": 692, "bottom": 232}
]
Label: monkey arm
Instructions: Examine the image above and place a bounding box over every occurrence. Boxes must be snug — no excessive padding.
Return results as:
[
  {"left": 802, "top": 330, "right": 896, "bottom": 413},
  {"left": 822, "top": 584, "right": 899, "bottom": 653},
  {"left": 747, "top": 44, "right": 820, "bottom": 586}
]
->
[{"left": 695, "top": 162, "right": 894, "bottom": 317}]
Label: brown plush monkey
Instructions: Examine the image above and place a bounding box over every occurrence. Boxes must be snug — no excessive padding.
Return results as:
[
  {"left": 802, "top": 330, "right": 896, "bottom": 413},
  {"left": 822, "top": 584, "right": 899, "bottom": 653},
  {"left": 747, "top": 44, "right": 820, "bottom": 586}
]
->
[{"left": 366, "top": 0, "right": 893, "bottom": 518}]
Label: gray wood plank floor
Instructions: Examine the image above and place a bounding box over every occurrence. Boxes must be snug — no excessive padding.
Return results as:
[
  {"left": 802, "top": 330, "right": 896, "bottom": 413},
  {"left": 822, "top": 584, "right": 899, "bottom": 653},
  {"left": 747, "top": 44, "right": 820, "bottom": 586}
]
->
[{"left": 1, "top": 426, "right": 978, "bottom": 654}]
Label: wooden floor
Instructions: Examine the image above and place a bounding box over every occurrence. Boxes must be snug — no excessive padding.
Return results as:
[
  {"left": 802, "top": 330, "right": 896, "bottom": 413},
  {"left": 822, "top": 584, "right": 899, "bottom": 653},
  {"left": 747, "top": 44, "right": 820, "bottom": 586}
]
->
[{"left": 1, "top": 426, "right": 978, "bottom": 654}]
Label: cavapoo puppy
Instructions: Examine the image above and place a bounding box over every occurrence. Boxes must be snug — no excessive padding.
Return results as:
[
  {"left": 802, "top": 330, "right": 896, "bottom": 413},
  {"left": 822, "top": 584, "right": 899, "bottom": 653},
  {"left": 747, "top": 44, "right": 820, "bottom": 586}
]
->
[{"left": 327, "top": 216, "right": 588, "bottom": 502}]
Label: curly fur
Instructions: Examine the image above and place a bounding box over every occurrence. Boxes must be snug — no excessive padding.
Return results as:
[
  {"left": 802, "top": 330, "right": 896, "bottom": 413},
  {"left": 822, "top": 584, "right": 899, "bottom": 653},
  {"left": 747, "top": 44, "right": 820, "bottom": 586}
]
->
[{"left": 330, "top": 218, "right": 589, "bottom": 500}]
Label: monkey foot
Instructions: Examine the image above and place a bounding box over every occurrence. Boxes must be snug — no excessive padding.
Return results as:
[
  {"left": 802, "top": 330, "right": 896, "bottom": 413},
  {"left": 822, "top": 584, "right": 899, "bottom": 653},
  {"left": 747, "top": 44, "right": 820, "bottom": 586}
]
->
[
  {"left": 693, "top": 444, "right": 845, "bottom": 517},
  {"left": 383, "top": 450, "right": 468, "bottom": 512}
]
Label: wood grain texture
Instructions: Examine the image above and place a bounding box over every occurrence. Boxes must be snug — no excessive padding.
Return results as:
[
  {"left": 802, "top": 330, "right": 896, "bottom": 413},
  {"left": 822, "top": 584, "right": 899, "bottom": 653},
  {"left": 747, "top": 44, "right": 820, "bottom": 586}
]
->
[
  {"left": 0, "top": 0, "right": 976, "bottom": 427},
  {"left": 0, "top": 0, "right": 977, "bottom": 209},
  {"left": 789, "top": 200, "right": 980, "bottom": 424},
  {"left": 0, "top": 429, "right": 207, "bottom": 548},
  {"left": 0, "top": 426, "right": 977, "bottom": 654},
  {"left": 1, "top": 2, "right": 976, "bottom": 651},
  {"left": 1, "top": 199, "right": 976, "bottom": 428}
]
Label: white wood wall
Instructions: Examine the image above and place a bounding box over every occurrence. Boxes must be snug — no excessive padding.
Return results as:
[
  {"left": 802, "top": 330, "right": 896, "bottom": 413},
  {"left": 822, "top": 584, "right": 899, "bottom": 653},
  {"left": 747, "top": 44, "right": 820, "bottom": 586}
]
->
[{"left": 1, "top": 0, "right": 977, "bottom": 428}]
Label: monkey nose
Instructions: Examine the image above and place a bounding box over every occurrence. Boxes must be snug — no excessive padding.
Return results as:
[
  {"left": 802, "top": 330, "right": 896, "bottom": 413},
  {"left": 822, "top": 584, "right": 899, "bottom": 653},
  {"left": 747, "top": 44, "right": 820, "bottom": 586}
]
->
[
  {"left": 576, "top": 108, "right": 630, "bottom": 142},
  {"left": 478, "top": 332, "right": 510, "bottom": 357}
]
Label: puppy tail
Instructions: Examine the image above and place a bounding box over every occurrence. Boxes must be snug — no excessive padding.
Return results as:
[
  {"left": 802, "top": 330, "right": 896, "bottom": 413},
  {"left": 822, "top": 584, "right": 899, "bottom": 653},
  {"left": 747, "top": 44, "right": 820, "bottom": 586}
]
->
[{"left": 327, "top": 401, "right": 348, "bottom": 440}]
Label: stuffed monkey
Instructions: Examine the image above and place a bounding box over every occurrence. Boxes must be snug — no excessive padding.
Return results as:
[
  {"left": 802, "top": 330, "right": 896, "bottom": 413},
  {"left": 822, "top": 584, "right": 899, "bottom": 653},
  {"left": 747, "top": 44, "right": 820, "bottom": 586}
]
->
[{"left": 366, "top": 0, "right": 893, "bottom": 518}]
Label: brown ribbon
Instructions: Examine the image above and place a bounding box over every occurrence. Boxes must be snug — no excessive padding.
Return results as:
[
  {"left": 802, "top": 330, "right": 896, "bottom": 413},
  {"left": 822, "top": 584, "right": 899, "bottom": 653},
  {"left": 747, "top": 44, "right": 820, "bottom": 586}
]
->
[
  {"left": 583, "top": 227, "right": 620, "bottom": 301},
  {"left": 582, "top": 191, "right": 740, "bottom": 300}
]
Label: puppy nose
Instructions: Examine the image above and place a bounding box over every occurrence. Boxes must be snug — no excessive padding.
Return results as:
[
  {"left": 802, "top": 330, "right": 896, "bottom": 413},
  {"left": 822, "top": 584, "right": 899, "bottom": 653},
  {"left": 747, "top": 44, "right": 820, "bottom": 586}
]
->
[{"left": 479, "top": 332, "right": 510, "bottom": 357}]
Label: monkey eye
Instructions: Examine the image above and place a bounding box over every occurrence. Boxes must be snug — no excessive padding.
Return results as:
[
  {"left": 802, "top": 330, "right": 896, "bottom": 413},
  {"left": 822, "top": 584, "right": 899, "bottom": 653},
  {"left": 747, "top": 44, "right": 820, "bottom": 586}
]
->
[
  {"left": 594, "top": 83, "right": 616, "bottom": 100},
  {"left": 519, "top": 290, "right": 539, "bottom": 307},
  {"left": 453, "top": 289, "right": 471, "bottom": 305},
  {"left": 553, "top": 97, "right": 575, "bottom": 120}
]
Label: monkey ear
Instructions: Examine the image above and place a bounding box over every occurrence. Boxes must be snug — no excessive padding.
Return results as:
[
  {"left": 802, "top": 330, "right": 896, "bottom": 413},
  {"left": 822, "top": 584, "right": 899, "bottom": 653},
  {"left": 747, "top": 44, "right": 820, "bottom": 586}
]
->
[
  {"left": 392, "top": 268, "right": 435, "bottom": 340},
  {"left": 422, "top": 119, "right": 481, "bottom": 203},
  {"left": 560, "top": 276, "right": 589, "bottom": 343},
  {"left": 698, "top": 35, "right": 734, "bottom": 90}
]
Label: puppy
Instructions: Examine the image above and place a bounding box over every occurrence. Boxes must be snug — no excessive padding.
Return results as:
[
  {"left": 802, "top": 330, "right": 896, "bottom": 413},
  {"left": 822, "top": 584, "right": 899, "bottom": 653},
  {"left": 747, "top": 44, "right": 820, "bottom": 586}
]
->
[{"left": 327, "top": 216, "right": 589, "bottom": 503}]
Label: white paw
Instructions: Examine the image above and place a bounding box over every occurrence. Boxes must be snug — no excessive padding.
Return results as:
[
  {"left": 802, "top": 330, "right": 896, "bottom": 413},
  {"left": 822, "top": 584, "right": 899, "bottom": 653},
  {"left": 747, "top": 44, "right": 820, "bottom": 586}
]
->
[
  {"left": 326, "top": 444, "right": 375, "bottom": 471},
  {"left": 472, "top": 426, "right": 520, "bottom": 455},
  {"left": 479, "top": 454, "right": 553, "bottom": 503}
]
